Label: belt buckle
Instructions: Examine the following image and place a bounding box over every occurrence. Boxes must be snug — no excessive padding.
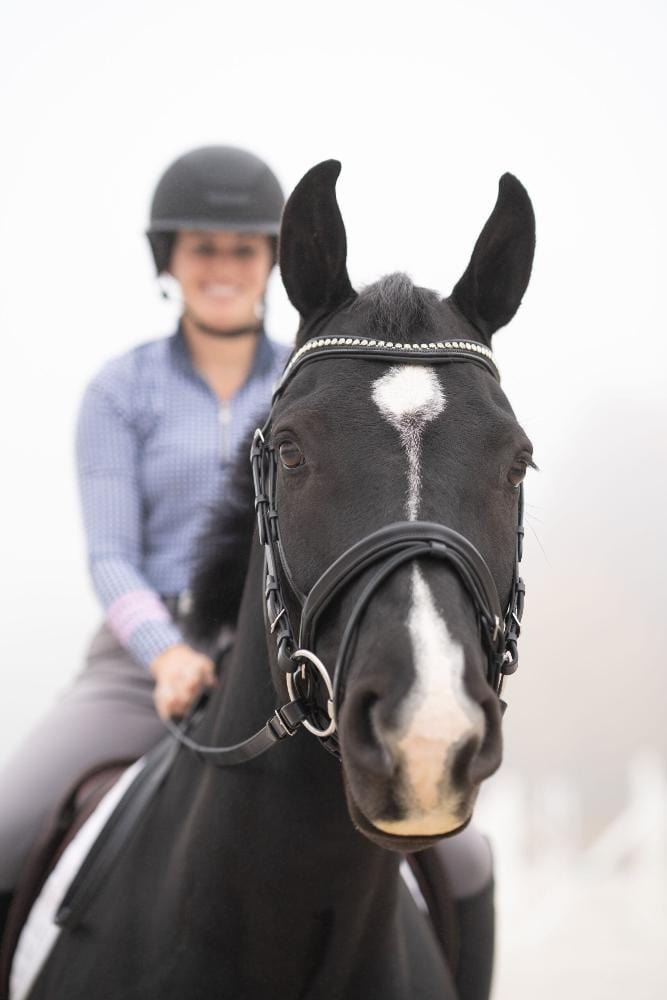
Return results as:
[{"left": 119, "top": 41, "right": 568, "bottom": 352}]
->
[{"left": 177, "top": 590, "right": 192, "bottom": 616}]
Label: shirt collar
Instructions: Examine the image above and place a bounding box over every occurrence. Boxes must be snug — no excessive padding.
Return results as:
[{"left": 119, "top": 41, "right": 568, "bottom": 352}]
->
[{"left": 169, "top": 322, "right": 277, "bottom": 383}]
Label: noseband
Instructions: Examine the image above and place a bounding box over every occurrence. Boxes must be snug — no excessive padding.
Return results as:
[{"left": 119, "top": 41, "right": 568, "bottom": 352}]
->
[{"left": 166, "top": 334, "right": 525, "bottom": 766}]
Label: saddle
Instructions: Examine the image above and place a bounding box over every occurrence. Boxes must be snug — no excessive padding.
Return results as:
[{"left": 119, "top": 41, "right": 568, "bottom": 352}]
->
[
  {"left": 0, "top": 738, "right": 178, "bottom": 1000},
  {"left": 0, "top": 759, "right": 131, "bottom": 998},
  {"left": 0, "top": 745, "right": 460, "bottom": 1000}
]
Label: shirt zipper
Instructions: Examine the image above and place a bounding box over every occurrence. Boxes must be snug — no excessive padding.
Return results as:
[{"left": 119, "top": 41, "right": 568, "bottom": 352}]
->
[{"left": 219, "top": 402, "right": 232, "bottom": 463}]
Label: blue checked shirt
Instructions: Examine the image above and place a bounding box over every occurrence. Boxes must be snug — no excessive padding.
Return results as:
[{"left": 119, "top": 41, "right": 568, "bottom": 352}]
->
[{"left": 76, "top": 327, "right": 291, "bottom": 668}]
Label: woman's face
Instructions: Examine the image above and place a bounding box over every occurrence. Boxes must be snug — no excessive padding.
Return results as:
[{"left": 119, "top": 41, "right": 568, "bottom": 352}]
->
[{"left": 169, "top": 230, "right": 273, "bottom": 331}]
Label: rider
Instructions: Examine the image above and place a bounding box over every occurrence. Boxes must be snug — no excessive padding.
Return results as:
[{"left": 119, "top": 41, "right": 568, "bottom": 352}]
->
[{"left": 0, "top": 145, "right": 290, "bottom": 938}]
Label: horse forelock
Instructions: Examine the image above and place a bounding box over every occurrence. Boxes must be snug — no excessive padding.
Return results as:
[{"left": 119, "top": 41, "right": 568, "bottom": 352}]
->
[{"left": 349, "top": 273, "right": 443, "bottom": 344}]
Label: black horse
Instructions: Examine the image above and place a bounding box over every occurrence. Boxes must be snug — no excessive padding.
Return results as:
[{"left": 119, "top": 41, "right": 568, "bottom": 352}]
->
[{"left": 9, "top": 160, "right": 535, "bottom": 999}]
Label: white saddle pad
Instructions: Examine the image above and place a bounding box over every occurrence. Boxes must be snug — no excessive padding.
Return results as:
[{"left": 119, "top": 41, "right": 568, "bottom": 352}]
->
[{"left": 10, "top": 758, "right": 145, "bottom": 1000}]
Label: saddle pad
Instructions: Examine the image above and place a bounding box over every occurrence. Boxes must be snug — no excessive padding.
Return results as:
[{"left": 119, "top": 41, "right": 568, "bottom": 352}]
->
[
  {"left": 400, "top": 859, "right": 428, "bottom": 912},
  {"left": 10, "top": 759, "right": 145, "bottom": 1000}
]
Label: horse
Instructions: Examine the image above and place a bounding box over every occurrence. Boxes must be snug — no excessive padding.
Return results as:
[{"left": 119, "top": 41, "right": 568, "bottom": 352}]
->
[{"left": 4, "top": 159, "right": 535, "bottom": 999}]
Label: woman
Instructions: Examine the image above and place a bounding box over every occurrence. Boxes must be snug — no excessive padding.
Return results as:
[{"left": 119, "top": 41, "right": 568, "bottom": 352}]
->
[{"left": 0, "top": 145, "right": 291, "bottom": 930}]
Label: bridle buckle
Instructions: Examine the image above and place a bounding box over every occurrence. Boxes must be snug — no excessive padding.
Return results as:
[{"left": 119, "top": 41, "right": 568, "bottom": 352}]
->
[{"left": 287, "top": 649, "right": 337, "bottom": 739}]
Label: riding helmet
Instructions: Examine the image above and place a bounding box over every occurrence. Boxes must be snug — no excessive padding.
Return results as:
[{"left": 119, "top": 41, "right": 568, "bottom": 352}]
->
[{"left": 146, "top": 146, "right": 284, "bottom": 274}]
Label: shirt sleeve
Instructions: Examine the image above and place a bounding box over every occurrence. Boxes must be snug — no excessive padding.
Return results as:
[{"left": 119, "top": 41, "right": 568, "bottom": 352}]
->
[{"left": 76, "top": 379, "right": 183, "bottom": 668}]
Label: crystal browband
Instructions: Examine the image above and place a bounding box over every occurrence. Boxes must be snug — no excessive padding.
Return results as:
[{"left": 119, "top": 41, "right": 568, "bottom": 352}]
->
[{"left": 278, "top": 336, "right": 500, "bottom": 391}]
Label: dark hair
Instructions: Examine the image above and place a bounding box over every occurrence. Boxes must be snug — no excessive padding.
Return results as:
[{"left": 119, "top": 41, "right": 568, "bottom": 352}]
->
[{"left": 150, "top": 231, "right": 278, "bottom": 275}]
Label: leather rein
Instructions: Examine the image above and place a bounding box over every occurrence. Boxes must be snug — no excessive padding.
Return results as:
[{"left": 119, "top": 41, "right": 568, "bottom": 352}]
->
[{"left": 165, "top": 334, "right": 525, "bottom": 767}]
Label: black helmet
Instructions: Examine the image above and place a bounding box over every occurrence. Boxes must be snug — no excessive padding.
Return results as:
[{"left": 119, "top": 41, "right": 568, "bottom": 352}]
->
[{"left": 146, "top": 146, "right": 284, "bottom": 274}]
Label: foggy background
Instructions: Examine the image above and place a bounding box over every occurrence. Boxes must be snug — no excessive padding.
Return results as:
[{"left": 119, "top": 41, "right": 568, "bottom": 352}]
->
[{"left": 1, "top": 1, "right": 665, "bottom": 996}]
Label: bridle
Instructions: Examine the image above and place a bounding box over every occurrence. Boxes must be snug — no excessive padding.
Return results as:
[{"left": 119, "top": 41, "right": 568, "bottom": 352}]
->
[{"left": 165, "top": 331, "right": 525, "bottom": 767}]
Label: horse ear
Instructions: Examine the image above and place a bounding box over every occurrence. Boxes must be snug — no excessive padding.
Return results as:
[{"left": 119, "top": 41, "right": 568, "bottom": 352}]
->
[
  {"left": 279, "top": 160, "right": 355, "bottom": 327},
  {"left": 451, "top": 173, "right": 535, "bottom": 343}
]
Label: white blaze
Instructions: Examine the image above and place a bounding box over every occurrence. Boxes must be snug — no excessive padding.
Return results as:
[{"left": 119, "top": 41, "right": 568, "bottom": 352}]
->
[
  {"left": 371, "top": 365, "right": 485, "bottom": 835},
  {"left": 371, "top": 365, "right": 445, "bottom": 520},
  {"left": 375, "top": 567, "right": 486, "bottom": 835}
]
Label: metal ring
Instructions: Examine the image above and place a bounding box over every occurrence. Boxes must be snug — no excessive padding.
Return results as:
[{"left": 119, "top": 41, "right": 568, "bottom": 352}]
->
[{"left": 287, "top": 649, "right": 337, "bottom": 739}]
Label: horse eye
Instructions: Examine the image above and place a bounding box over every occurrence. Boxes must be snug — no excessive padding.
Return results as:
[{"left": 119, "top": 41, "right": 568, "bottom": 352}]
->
[
  {"left": 508, "top": 461, "right": 527, "bottom": 488},
  {"left": 278, "top": 441, "right": 305, "bottom": 469}
]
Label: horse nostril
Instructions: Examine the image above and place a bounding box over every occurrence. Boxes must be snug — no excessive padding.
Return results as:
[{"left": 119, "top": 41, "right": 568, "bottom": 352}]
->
[
  {"left": 451, "top": 734, "right": 482, "bottom": 790},
  {"left": 467, "top": 694, "right": 503, "bottom": 785},
  {"left": 364, "top": 696, "right": 394, "bottom": 765},
  {"left": 343, "top": 688, "right": 395, "bottom": 777},
  {"left": 357, "top": 693, "right": 380, "bottom": 747}
]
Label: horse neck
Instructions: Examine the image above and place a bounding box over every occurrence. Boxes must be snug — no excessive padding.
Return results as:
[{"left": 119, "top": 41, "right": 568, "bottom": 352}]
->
[{"left": 181, "top": 535, "right": 402, "bottom": 992}]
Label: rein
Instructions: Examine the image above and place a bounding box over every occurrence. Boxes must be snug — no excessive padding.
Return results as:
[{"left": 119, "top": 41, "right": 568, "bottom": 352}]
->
[{"left": 166, "top": 335, "right": 525, "bottom": 766}]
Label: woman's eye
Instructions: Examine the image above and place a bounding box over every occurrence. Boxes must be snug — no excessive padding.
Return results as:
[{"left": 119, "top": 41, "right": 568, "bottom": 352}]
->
[
  {"left": 278, "top": 441, "right": 305, "bottom": 469},
  {"left": 233, "top": 245, "right": 257, "bottom": 259},
  {"left": 192, "top": 243, "right": 216, "bottom": 257},
  {"left": 508, "top": 461, "right": 528, "bottom": 488}
]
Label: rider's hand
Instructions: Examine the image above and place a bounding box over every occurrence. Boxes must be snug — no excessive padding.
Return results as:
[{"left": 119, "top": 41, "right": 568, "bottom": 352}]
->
[{"left": 150, "top": 644, "right": 217, "bottom": 721}]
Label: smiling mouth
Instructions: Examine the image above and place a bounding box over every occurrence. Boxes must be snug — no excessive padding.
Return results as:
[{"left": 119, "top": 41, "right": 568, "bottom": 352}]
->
[{"left": 202, "top": 283, "right": 242, "bottom": 299}]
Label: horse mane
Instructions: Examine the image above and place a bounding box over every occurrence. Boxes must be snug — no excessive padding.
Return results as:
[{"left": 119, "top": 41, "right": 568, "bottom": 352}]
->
[
  {"left": 186, "top": 424, "right": 261, "bottom": 643},
  {"left": 187, "top": 275, "right": 442, "bottom": 643},
  {"left": 350, "top": 273, "right": 443, "bottom": 343}
]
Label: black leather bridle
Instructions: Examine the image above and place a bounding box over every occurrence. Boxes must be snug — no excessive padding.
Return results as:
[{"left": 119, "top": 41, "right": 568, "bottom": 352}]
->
[{"left": 166, "top": 334, "right": 525, "bottom": 766}]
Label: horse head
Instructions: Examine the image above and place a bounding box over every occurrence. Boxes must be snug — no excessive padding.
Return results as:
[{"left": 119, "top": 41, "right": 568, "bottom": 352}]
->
[{"left": 259, "top": 160, "right": 535, "bottom": 852}]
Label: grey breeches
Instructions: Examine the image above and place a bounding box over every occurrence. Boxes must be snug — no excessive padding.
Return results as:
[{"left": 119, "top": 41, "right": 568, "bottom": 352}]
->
[{"left": 0, "top": 624, "right": 166, "bottom": 891}]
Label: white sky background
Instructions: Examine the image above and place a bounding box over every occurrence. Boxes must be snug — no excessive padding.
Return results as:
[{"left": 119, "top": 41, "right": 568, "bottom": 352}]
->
[{"left": 1, "top": 0, "right": 666, "bottom": 991}]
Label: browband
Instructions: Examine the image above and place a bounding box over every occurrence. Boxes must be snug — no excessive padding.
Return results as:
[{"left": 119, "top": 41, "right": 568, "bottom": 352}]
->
[{"left": 275, "top": 336, "right": 500, "bottom": 396}]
